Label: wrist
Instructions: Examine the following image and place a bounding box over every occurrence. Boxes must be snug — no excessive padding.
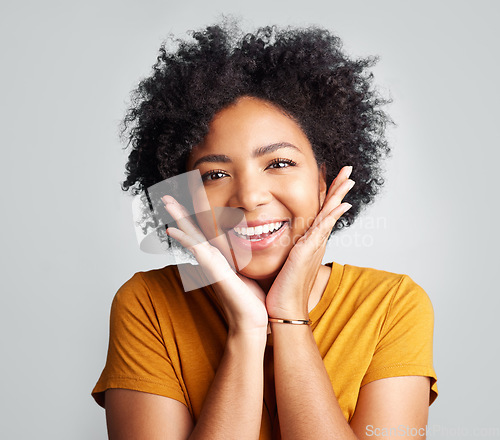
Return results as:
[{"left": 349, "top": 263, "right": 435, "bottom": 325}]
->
[
  {"left": 268, "top": 310, "right": 310, "bottom": 322},
  {"left": 269, "top": 320, "right": 314, "bottom": 341},
  {"left": 227, "top": 326, "right": 268, "bottom": 345}
]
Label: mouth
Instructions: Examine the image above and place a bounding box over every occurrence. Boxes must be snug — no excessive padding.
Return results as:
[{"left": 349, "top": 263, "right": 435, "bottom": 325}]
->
[
  {"left": 232, "top": 220, "right": 287, "bottom": 241},
  {"left": 225, "top": 220, "right": 290, "bottom": 251}
]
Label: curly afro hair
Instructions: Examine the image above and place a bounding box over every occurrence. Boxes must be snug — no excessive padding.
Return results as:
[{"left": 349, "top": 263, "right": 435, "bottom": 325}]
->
[{"left": 121, "top": 19, "right": 392, "bottom": 239}]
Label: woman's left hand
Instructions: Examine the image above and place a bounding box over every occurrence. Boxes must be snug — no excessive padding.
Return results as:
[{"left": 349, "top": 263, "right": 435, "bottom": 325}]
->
[{"left": 265, "top": 165, "right": 355, "bottom": 320}]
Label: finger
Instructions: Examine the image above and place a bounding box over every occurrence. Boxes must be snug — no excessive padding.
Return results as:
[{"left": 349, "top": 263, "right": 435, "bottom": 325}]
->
[
  {"left": 324, "top": 178, "right": 355, "bottom": 212},
  {"left": 303, "top": 202, "right": 352, "bottom": 250},
  {"left": 162, "top": 196, "right": 207, "bottom": 243},
  {"left": 312, "top": 178, "right": 355, "bottom": 229},
  {"left": 165, "top": 226, "right": 204, "bottom": 249},
  {"left": 315, "top": 165, "right": 353, "bottom": 224},
  {"left": 324, "top": 165, "right": 353, "bottom": 202},
  {"left": 162, "top": 198, "right": 239, "bottom": 286}
]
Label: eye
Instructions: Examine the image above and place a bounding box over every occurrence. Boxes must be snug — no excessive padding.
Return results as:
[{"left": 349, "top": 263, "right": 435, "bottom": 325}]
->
[
  {"left": 267, "top": 158, "right": 297, "bottom": 169},
  {"left": 201, "top": 169, "right": 229, "bottom": 182}
]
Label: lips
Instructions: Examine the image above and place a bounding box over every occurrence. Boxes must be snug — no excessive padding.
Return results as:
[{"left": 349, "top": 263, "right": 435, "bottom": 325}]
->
[
  {"left": 233, "top": 221, "right": 286, "bottom": 239},
  {"left": 226, "top": 220, "right": 289, "bottom": 251}
]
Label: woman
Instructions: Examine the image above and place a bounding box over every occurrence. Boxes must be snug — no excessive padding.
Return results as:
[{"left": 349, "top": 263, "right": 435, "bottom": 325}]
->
[{"left": 92, "top": 21, "right": 438, "bottom": 439}]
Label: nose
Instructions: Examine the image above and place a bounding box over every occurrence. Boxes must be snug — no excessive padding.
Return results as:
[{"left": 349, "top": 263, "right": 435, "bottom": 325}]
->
[{"left": 228, "top": 175, "right": 274, "bottom": 212}]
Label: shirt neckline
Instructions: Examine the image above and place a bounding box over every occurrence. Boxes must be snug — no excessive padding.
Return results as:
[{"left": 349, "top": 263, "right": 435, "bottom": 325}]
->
[
  {"left": 309, "top": 261, "right": 345, "bottom": 324},
  {"left": 198, "top": 261, "right": 345, "bottom": 324}
]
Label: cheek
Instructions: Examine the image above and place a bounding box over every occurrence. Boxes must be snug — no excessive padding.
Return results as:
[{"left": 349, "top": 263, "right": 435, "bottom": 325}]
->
[
  {"left": 191, "top": 183, "right": 225, "bottom": 219},
  {"left": 189, "top": 186, "right": 217, "bottom": 242},
  {"left": 193, "top": 189, "right": 233, "bottom": 239},
  {"left": 284, "top": 179, "right": 321, "bottom": 227}
]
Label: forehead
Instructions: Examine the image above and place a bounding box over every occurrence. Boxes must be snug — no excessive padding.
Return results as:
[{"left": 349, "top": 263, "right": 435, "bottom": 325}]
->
[{"left": 188, "top": 96, "right": 312, "bottom": 160}]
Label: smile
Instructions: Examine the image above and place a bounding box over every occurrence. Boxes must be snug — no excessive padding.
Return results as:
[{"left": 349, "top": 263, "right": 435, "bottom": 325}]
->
[{"left": 233, "top": 221, "right": 286, "bottom": 241}]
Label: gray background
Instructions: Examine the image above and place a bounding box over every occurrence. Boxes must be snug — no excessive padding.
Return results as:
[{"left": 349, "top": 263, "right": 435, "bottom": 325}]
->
[{"left": 1, "top": 0, "right": 499, "bottom": 439}]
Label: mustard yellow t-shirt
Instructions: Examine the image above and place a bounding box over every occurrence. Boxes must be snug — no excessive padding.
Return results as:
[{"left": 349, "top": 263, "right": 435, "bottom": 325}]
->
[{"left": 92, "top": 261, "right": 438, "bottom": 437}]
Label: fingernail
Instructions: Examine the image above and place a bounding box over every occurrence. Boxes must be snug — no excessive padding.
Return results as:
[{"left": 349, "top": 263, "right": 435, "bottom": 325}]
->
[
  {"left": 343, "top": 203, "right": 352, "bottom": 212},
  {"left": 347, "top": 179, "right": 355, "bottom": 190},
  {"left": 162, "top": 196, "right": 173, "bottom": 205}
]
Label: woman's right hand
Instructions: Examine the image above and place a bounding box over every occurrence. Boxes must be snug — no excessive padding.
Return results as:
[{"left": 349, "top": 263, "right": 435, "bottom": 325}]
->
[{"left": 161, "top": 195, "right": 269, "bottom": 336}]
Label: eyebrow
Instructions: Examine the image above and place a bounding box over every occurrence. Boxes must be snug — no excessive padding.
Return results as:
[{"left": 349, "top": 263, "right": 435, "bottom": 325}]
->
[{"left": 191, "top": 142, "right": 302, "bottom": 169}]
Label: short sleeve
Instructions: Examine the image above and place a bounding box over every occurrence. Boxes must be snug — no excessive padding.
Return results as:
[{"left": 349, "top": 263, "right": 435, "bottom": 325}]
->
[
  {"left": 361, "top": 275, "right": 438, "bottom": 405},
  {"left": 91, "top": 273, "right": 187, "bottom": 408}
]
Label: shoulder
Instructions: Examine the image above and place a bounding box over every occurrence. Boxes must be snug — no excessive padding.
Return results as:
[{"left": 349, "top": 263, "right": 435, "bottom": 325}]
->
[
  {"left": 336, "top": 263, "right": 432, "bottom": 314},
  {"left": 112, "top": 263, "right": 221, "bottom": 318},
  {"left": 112, "top": 263, "right": 200, "bottom": 311},
  {"left": 342, "top": 263, "right": 406, "bottom": 289}
]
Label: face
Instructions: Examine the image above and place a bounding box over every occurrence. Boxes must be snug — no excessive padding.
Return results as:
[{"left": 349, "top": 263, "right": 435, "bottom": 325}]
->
[{"left": 186, "top": 96, "right": 327, "bottom": 281}]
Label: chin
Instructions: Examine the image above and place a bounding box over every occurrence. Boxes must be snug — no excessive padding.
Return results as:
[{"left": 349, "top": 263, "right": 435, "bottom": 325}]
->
[{"left": 237, "top": 259, "right": 284, "bottom": 280}]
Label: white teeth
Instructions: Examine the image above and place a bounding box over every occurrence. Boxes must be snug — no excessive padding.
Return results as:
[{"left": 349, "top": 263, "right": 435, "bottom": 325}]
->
[
  {"left": 233, "top": 221, "right": 284, "bottom": 237},
  {"left": 269, "top": 222, "right": 281, "bottom": 232}
]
